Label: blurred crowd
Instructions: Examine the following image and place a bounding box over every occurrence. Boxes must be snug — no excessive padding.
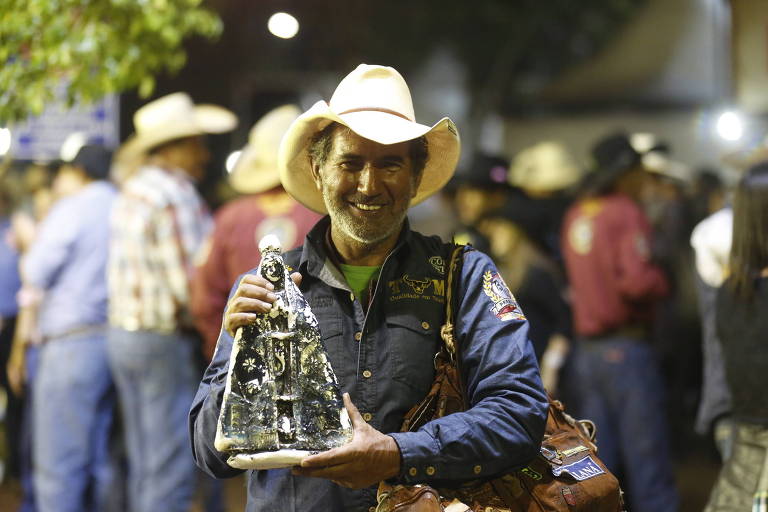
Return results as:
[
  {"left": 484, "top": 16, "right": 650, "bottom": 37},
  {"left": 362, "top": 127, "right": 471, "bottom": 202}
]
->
[{"left": 0, "top": 89, "right": 766, "bottom": 512}]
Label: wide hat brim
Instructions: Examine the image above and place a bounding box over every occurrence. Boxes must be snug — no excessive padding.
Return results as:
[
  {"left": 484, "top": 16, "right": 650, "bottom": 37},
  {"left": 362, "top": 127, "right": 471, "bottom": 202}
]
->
[
  {"left": 229, "top": 143, "right": 282, "bottom": 194},
  {"left": 113, "top": 105, "right": 236, "bottom": 181},
  {"left": 278, "top": 100, "right": 460, "bottom": 214}
]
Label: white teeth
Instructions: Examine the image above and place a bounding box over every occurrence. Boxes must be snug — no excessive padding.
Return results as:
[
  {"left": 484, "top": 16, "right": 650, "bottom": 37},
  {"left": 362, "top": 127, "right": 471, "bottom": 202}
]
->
[{"left": 354, "top": 203, "right": 381, "bottom": 211}]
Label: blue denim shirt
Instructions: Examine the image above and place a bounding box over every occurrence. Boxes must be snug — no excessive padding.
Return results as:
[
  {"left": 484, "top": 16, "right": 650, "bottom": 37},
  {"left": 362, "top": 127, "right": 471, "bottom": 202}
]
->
[
  {"left": 22, "top": 181, "right": 116, "bottom": 338},
  {"left": 189, "top": 217, "right": 547, "bottom": 511}
]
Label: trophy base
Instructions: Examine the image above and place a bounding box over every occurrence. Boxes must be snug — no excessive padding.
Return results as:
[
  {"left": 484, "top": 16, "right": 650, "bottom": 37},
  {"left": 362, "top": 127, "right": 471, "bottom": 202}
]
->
[{"left": 227, "top": 449, "right": 314, "bottom": 470}]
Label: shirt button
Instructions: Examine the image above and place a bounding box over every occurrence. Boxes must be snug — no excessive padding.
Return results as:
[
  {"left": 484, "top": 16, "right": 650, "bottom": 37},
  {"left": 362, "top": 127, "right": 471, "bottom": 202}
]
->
[
  {"left": 408, "top": 467, "right": 418, "bottom": 477},
  {"left": 354, "top": 331, "right": 362, "bottom": 341},
  {"left": 362, "top": 370, "right": 372, "bottom": 378},
  {"left": 473, "top": 464, "right": 482, "bottom": 474},
  {"left": 369, "top": 508, "right": 376, "bottom": 512},
  {"left": 421, "top": 321, "right": 430, "bottom": 330},
  {"left": 362, "top": 412, "right": 373, "bottom": 422},
  {"left": 350, "top": 292, "right": 355, "bottom": 301},
  {"left": 425, "top": 466, "right": 436, "bottom": 476}
]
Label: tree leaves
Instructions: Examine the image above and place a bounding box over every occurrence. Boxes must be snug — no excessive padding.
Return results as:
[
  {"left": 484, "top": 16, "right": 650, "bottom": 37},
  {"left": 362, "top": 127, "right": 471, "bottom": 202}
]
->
[{"left": 0, "top": 0, "right": 222, "bottom": 123}]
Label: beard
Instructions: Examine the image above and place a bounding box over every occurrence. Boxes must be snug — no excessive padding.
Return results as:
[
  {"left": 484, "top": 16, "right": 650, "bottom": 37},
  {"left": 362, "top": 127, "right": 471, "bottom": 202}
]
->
[{"left": 320, "top": 185, "right": 411, "bottom": 246}]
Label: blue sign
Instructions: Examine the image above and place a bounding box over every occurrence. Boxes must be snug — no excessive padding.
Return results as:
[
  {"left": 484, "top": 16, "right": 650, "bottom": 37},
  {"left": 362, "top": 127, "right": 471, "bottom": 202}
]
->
[{"left": 551, "top": 456, "right": 605, "bottom": 481}]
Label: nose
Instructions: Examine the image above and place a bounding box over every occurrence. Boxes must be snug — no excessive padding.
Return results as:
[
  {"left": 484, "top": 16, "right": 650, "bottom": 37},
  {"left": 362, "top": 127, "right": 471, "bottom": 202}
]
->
[{"left": 357, "top": 165, "right": 380, "bottom": 196}]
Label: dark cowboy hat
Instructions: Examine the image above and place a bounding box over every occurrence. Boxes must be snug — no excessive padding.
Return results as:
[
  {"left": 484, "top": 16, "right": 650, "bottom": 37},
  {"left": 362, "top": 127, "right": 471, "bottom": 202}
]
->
[
  {"left": 450, "top": 152, "right": 511, "bottom": 190},
  {"left": 580, "top": 132, "right": 642, "bottom": 195},
  {"left": 71, "top": 144, "right": 113, "bottom": 180}
]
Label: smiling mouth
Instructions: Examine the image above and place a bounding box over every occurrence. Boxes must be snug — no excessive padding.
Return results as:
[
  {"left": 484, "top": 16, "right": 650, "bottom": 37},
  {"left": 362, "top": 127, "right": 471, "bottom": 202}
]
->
[{"left": 352, "top": 202, "right": 383, "bottom": 211}]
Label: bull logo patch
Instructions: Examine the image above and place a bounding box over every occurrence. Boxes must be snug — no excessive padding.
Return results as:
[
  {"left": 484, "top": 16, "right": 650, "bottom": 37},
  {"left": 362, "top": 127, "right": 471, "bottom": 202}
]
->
[
  {"left": 403, "top": 274, "right": 432, "bottom": 294},
  {"left": 482, "top": 271, "right": 525, "bottom": 322}
]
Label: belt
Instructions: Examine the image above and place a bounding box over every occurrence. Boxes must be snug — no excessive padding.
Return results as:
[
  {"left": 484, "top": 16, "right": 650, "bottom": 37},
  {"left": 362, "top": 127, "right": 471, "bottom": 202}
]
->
[
  {"left": 581, "top": 324, "right": 647, "bottom": 342},
  {"left": 42, "top": 324, "right": 107, "bottom": 343}
]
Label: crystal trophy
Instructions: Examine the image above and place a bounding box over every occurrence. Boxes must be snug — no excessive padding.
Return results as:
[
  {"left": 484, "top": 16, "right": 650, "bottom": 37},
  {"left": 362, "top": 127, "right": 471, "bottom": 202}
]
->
[{"left": 214, "top": 234, "right": 352, "bottom": 469}]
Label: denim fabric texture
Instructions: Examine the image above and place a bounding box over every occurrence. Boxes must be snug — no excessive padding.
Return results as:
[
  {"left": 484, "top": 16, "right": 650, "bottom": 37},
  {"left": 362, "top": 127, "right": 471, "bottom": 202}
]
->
[
  {"left": 33, "top": 333, "right": 114, "bottom": 512},
  {"left": 19, "top": 345, "right": 39, "bottom": 512},
  {"left": 575, "top": 336, "right": 679, "bottom": 512},
  {"left": 189, "top": 217, "right": 548, "bottom": 512},
  {"left": 107, "top": 328, "right": 199, "bottom": 512}
]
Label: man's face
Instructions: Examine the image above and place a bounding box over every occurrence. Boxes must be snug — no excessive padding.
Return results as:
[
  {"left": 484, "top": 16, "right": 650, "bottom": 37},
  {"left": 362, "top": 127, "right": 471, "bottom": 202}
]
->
[
  {"left": 311, "top": 128, "right": 421, "bottom": 246},
  {"left": 158, "top": 135, "right": 211, "bottom": 181}
]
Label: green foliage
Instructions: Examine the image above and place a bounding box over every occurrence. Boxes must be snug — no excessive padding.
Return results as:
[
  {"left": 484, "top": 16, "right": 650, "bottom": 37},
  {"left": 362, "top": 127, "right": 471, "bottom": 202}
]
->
[{"left": 0, "top": 0, "right": 222, "bottom": 123}]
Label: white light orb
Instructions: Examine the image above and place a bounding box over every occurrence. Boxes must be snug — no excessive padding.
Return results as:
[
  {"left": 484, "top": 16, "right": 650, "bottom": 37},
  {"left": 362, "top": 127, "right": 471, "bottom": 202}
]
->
[
  {"left": 225, "top": 150, "right": 242, "bottom": 174},
  {"left": 716, "top": 111, "right": 744, "bottom": 142},
  {"left": 268, "top": 12, "right": 299, "bottom": 39},
  {"left": 0, "top": 128, "right": 11, "bottom": 157}
]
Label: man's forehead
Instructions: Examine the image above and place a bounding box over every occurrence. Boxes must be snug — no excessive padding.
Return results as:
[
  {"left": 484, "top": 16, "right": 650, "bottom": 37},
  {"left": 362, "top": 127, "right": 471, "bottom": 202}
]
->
[{"left": 329, "top": 128, "right": 410, "bottom": 159}]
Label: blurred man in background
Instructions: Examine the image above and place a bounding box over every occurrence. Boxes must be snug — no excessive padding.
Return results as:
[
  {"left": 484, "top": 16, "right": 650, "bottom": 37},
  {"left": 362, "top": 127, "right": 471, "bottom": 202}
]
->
[
  {"left": 107, "top": 92, "right": 236, "bottom": 512},
  {"left": 18, "top": 145, "right": 116, "bottom": 512},
  {"left": 561, "top": 133, "right": 679, "bottom": 512},
  {"left": 191, "top": 105, "right": 320, "bottom": 362}
]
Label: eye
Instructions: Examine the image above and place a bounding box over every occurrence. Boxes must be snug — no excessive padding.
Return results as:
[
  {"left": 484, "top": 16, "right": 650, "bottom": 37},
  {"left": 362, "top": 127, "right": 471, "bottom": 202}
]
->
[
  {"left": 381, "top": 161, "right": 403, "bottom": 173},
  {"left": 339, "top": 160, "right": 361, "bottom": 171}
]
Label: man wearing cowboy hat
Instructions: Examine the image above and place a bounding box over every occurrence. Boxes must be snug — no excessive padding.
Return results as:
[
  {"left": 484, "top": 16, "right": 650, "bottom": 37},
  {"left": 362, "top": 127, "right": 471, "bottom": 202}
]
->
[
  {"left": 107, "top": 92, "right": 236, "bottom": 512},
  {"left": 561, "top": 133, "right": 679, "bottom": 512},
  {"left": 190, "top": 105, "right": 321, "bottom": 362},
  {"left": 190, "top": 64, "right": 547, "bottom": 511}
]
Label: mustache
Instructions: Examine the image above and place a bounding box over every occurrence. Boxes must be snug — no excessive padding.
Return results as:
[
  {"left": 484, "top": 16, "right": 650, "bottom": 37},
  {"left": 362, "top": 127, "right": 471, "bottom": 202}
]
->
[{"left": 344, "top": 193, "right": 383, "bottom": 205}]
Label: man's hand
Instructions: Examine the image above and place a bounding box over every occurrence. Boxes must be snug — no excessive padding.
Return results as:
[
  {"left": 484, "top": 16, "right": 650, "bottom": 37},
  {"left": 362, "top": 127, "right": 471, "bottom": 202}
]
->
[
  {"left": 223, "top": 272, "right": 302, "bottom": 335},
  {"left": 292, "top": 393, "right": 401, "bottom": 488}
]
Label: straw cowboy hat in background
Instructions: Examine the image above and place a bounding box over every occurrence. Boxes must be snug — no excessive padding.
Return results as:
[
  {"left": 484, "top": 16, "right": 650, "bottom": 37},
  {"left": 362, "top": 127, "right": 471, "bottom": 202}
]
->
[
  {"left": 629, "top": 132, "right": 690, "bottom": 182},
  {"left": 278, "top": 64, "right": 461, "bottom": 213},
  {"left": 113, "top": 92, "right": 237, "bottom": 181},
  {"left": 508, "top": 141, "right": 583, "bottom": 196},
  {"left": 229, "top": 104, "right": 301, "bottom": 194}
]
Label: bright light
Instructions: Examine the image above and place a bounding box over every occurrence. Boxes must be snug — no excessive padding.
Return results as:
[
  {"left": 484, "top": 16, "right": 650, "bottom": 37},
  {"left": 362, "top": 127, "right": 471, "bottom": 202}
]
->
[
  {"left": 60, "top": 132, "right": 87, "bottom": 162},
  {"left": 268, "top": 12, "right": 299, "bottom": 39},
  {"left": 716, "top": 111, "right": 744, "bottom": 142},
  {"left": 225, "top": 150, "right": 242, "bottom": 174},
  {"left": 0, "top": 128, "right": 11, "bottom": 157}
]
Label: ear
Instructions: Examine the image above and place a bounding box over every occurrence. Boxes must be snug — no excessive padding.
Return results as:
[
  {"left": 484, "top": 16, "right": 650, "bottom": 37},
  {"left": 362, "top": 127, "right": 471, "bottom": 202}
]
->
[
  {"left": 309, "top": 160, "right": 323, "bottom": 191},
  {"left": 411, "top": 168, "right": 423, "bottom": 198}
]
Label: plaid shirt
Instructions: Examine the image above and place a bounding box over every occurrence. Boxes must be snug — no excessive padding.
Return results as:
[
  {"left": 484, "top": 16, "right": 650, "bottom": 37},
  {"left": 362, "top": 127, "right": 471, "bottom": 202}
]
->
[{"left": 108, "top": 166, "right": 212, "bottom": 333}]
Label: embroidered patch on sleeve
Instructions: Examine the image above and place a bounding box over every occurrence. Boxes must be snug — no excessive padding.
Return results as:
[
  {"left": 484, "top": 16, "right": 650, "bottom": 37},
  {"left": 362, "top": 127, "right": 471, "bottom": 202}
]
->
[{"left": 482, "top": 271, "right": 525, "bottom": 321}]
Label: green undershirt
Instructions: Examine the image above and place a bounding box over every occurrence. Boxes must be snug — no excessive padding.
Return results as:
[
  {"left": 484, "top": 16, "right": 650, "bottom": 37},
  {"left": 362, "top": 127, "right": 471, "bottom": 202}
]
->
[{"left": 339, "top": 263, "right": 382, "bottom": 303}]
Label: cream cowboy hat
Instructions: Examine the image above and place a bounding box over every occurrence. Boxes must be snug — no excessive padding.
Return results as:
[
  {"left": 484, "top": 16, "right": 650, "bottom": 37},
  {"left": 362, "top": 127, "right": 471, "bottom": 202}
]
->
[
  {"left": 508, "top": 141, "right": 582, "bottom": 194},
  {"left": 229, "top": 104, "right": 301, "bottom": 194},
  {"left": 278, "top": 64, "right": 460, "bottom": 213},
  {"left": 113, "top": 92, "right": 237, "bottom": 179}
]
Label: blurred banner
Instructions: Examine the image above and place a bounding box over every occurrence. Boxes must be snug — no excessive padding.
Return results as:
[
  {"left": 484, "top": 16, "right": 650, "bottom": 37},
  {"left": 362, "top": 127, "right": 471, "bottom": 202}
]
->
[{"left": 9, "top": 92, "right": 119, "bottom": 161}]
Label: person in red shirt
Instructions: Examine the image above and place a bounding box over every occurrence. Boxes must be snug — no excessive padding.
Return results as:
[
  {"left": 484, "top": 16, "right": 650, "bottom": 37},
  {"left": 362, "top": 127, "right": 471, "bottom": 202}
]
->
[
  {"left": 190, "top": 105, "right": 321, "bottom": 360},
  {"left": 561, "top": 133, "right": 679, "bottom": 512}
]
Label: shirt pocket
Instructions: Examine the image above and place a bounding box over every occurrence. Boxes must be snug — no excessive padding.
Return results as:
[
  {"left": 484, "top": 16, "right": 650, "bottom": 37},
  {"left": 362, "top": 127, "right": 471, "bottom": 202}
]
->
[
  {"left": 386, "top": 312, "right": 439, "bottom": 400},
  {"left": 311, "top": 303, "right": 350, "bottom": 385}
]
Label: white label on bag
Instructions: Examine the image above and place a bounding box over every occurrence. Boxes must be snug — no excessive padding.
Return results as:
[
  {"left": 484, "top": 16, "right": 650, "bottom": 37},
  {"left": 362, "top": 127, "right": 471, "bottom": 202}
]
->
[{"left": 551, "top": 456, "right": 605, "bottom": 481}]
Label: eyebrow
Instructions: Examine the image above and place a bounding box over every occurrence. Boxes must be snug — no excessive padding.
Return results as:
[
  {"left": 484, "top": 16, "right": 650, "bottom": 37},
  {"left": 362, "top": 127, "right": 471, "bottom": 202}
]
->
[{"left": 336, "top": 153, "right": 406, "bottom": 164}]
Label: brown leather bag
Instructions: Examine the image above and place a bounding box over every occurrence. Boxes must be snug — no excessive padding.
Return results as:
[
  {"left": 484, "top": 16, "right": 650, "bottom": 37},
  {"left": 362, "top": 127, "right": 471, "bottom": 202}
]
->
[{"left": 376, "top": 245, "right": 625, "bottom": 512}]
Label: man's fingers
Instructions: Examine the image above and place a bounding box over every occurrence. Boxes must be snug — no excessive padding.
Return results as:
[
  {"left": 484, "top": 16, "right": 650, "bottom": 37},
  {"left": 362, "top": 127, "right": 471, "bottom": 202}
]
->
[
  {"left": 229, "top": 296, "right": 273, "bottom": 314},
  {"left": 235, "top": 283, "right": 278, "bottom": 304},
  {"left": 290, "top": 272, "right": 302, "bottom": 286},
  {"left": 342, "top": 393, "right": 365, "bottom": 430},
  {"left": 224, "top": 313, "right": 258, "bottom": 334},
  {"left": 300, "top": 444, "right": 355, "bottom": 468},
  {"left": 240, "top": 273, "right": 275, "bottom": 290}
]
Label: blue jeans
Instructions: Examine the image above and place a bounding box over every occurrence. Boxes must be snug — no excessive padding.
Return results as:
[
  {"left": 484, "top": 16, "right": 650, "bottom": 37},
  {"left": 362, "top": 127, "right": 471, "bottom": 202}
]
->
[
  {"left": 33, "top": 332, "right": 115, "bottom": 512},
  {"left": 106, "top": 328, "right": 199, "bottom": 512},
  {"left": 575, "top": 336, "right": 679, "bottom": 512}
]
